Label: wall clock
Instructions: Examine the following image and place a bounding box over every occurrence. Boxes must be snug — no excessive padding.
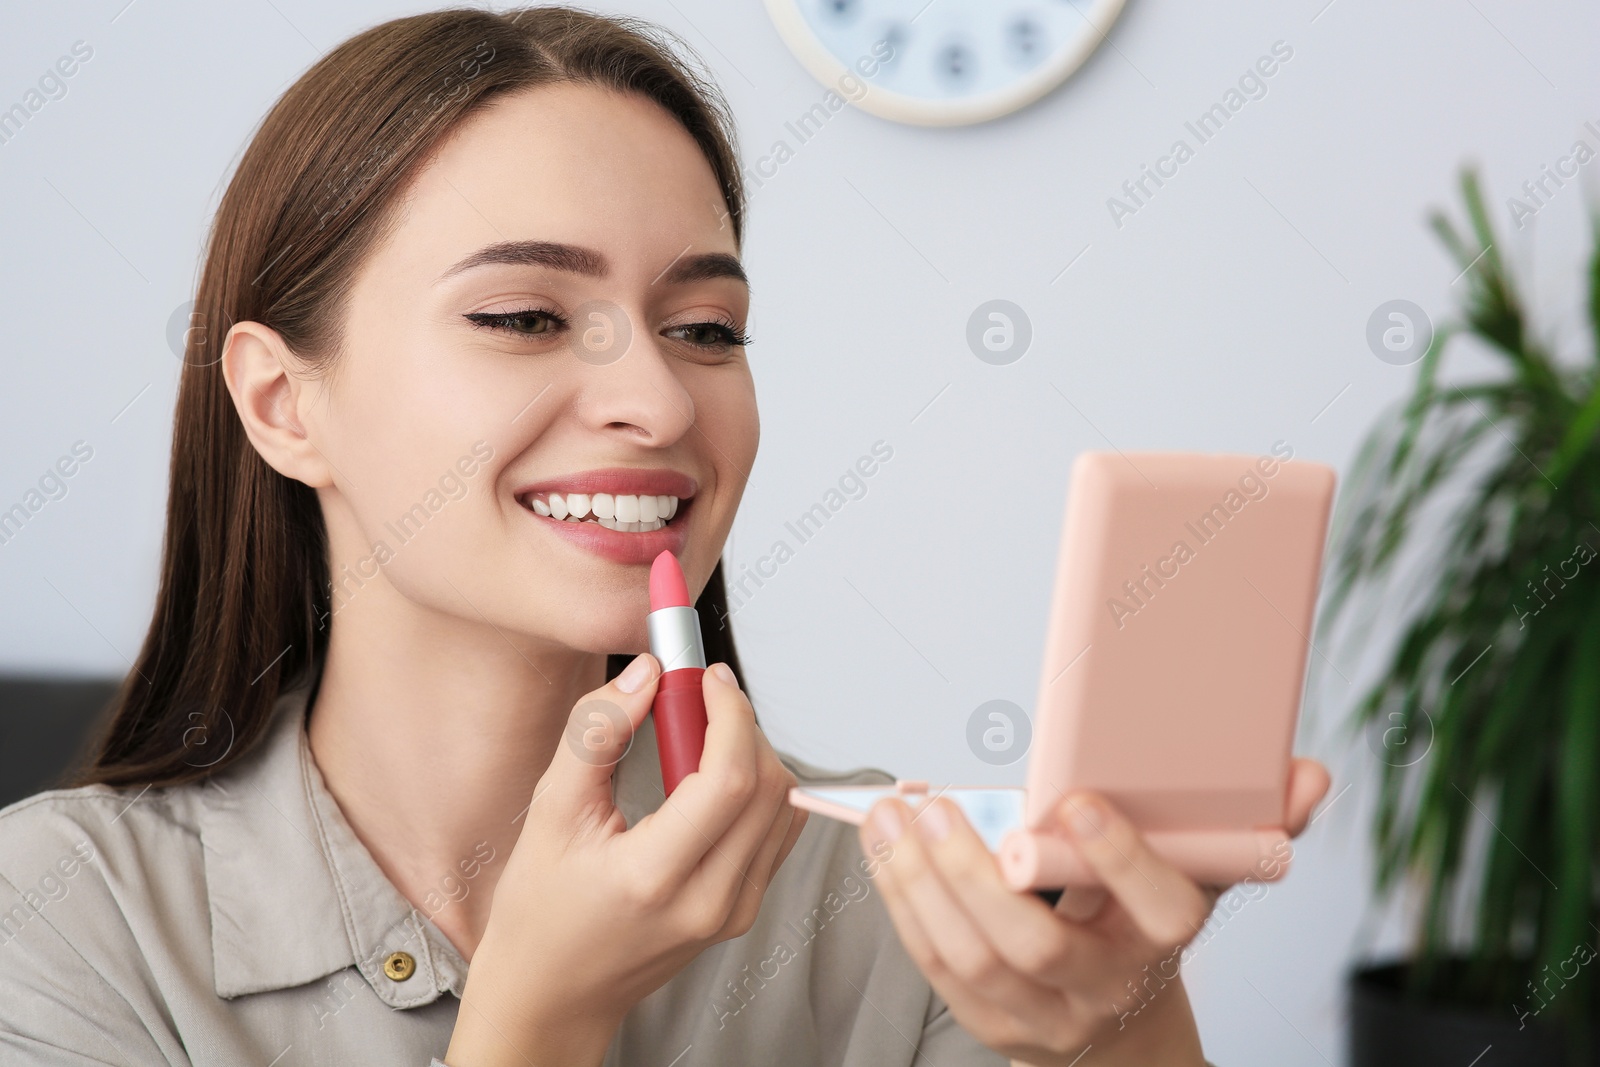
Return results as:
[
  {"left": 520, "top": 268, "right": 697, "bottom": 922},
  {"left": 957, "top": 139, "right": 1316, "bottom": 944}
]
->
[{"left": 763, "top": 0, "right": 1128, "bottom": 126}]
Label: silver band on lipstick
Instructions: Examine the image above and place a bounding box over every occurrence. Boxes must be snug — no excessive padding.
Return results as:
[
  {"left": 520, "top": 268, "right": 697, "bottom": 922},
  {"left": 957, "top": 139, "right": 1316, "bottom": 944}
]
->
[{"left": 647, "top": 606, "right": 706, "bottom": 673}]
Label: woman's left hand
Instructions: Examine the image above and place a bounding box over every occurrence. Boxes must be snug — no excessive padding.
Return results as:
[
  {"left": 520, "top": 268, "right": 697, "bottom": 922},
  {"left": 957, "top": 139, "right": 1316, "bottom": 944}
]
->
[{"left": 857, "top": 758, "right": 1331, "bottom": 1067}]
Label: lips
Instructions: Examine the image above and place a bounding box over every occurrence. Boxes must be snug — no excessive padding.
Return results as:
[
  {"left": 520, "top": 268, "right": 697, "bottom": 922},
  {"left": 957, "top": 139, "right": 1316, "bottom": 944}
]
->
[
  {"left": 514, "top": 468, "right": 697, "bottom": 500},
  {"left": 513, "top": 467, "right": 698, "bottom": 565}
]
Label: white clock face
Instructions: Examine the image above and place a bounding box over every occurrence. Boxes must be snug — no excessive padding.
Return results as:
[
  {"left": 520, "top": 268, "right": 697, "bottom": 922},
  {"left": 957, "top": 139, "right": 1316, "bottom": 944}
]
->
[{"left": 764, "top": 0, "right": 1128, "bottom": 126}]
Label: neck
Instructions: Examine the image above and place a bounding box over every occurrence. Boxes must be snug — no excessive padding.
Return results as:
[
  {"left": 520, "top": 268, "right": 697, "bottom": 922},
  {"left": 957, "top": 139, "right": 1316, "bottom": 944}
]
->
[{"left": 306, "top": 579, "right": 606, "bottom": 961}]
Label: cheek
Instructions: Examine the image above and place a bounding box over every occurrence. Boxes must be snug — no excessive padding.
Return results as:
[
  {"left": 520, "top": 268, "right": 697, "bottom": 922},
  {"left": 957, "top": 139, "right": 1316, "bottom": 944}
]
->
[
  {"left": 332, "top": 375, "right": 464, "bottom": 503},
  {"left": 684, "top": 368, "right": 757, "bottom": 589},
  {"left": 698, "top": 369, "right": 759, "bottom": 474},
  {"left": 316, "top": 345, "right": 513, "bottom": 571}
]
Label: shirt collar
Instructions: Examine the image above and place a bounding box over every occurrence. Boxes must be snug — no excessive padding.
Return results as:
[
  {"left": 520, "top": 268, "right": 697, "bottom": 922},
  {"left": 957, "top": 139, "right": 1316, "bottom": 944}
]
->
[
  {"left": 197, "top": 683, "right": 463, "bottom": 1007},
  {"left": 196, "top": 678, "right": 670, "bottom": 1006}
]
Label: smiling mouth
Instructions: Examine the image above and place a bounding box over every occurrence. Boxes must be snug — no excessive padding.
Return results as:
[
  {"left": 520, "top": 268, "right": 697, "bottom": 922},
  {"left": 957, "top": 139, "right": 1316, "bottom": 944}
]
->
[{"left": 518, "top": 491, "right": 684, "bottom": 533}]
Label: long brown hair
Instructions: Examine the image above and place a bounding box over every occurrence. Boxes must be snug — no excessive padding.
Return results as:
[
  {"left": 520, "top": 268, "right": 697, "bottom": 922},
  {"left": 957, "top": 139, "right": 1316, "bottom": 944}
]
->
[{"left": 75, "top": 7, "right": 749, "bottom": 789}]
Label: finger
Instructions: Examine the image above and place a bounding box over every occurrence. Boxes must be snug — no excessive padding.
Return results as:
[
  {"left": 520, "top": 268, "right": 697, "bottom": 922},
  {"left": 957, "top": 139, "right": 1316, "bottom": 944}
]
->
[
  {"left": 632, "top": 662, "right": 761, "bottom": 881},
  {"left": 1054, "top": 886, "right": 1109, "bottom": 923},
  {"left": 710, "top": 774, "right": 800, "bottom": 939},
  {"left": 1284, "top": 758, "right": 1332, "bottom": 837},
  {"left": 745, "top": 738, "right": 809, "bottom": 878},
  {"left": 863, "top": 867, "right": 1048, "bottom": 1061},
  {"left": 1059, "top": 791, "right": 1212, "bottom": 949},
  {"left": 686, "top": 748, "right": 792, "bottom": 908},
  {"left": 739, "top": 758, "right": 806, "bottom": 888},
  {"left": 768, "top": 788, "right": 809, "bottom": 877},
  {"left": 748, "top": 794, "right": 798, "bottom": 887},
  {"left": 862, "top": 799, "right": 1064, "bottom": 1018},
  {"left": 536, "top": 653, "right": 660, "bottom": 816},
  {"left": 857, "top": 811, "right": 939, "bottom": 968},
  {"left": 904, "top": 797, "right": 1092, "bottom": 986}
]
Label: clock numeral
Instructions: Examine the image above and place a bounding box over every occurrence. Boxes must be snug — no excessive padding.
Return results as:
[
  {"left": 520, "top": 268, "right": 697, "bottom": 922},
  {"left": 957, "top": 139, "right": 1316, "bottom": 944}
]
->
[
  {"left": 937, "top": 40, "right": 975, "bottom": 82},
  {"left": 819, "top": 0, "right": 860, "bottom": 22},
  {"left": 876, "top": 23, "right": 907, "bottom": 66},
  {"left": 1009, "top": 17, "right": 1045, "bottom": 64},
  {"left": 775, "top": 0, "right": 1128, "bottom": 124}
]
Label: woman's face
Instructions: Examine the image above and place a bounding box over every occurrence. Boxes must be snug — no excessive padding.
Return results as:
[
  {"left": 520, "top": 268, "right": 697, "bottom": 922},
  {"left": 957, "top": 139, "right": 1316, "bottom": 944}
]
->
[{"left": 300, "top": 83, "right": 756, "bottom": 655}]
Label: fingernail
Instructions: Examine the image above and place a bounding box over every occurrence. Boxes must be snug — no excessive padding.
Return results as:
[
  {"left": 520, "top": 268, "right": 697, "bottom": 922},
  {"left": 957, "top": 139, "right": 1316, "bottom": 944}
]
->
[
  {"left": 709, "top": 661, "right": 737, "bottom": 687},
  {"left": 914, "top": 799, "right": 950, "bottom": 843},
  {"left": 1068, "top": 796, "right": 1104, "bottom": 837},
  {"left": 872, "top": 801, "right": 906, "bottom": 844},
  {"left": 615, "top": 653, "right": 656, "bottom": 693}
]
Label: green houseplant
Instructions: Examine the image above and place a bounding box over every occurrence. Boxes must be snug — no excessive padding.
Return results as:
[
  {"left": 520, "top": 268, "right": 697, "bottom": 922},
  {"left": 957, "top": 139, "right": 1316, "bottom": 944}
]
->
[{"left": 1322, "top": 169, "right": 1600, "bottom": 1066}]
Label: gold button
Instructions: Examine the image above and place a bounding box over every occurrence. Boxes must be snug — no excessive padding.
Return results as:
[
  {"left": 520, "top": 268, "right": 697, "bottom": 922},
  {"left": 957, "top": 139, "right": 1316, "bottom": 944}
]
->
[{"left": 382, "top": 951, "right": 416, "bottom": 982}]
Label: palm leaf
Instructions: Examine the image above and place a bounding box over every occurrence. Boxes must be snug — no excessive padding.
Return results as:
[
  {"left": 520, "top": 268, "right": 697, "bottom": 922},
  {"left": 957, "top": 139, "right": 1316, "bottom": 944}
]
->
[{"left": 1321, "top": 168, "right": 1600, "bottom": 1057}]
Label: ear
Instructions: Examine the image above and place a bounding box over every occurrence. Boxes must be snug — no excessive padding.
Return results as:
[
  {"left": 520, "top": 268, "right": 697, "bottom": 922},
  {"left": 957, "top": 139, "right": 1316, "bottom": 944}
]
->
[{"left": 220, "top": 321, "right": 334, "bottom": 489}]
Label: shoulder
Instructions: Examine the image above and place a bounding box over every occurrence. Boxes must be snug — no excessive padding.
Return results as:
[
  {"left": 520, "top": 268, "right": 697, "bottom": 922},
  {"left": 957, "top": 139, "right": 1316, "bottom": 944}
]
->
[
  {"left": 0, "top": 784, "right": 203, "bottom": 1063},
  {"left": 0, "top": 781, "right": 206, "bottom": 957},
  {"left": 776, "top": 748, "right": 893, "bottom": 788},
  {"left": 0, "top": 780, "right": 199, "bottom": 888}
]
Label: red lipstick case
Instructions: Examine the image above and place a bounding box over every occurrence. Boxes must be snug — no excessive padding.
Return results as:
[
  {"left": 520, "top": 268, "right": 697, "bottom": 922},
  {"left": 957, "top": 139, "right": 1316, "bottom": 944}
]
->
[{"left": 647, "top": 551, "right": 707, "bottom": 795}]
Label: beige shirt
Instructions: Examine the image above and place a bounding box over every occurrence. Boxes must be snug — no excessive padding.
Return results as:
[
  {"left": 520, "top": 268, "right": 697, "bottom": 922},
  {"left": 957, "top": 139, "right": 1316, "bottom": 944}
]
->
[{"left": 0, "top": 682, "right": 1006, "bottom": 1067}]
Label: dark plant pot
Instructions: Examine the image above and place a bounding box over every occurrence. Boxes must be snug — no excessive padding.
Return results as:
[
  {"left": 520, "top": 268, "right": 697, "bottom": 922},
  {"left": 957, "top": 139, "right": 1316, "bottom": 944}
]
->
[{"left": 1350, "top": 961, "right": 1596, "bottom": 1067}]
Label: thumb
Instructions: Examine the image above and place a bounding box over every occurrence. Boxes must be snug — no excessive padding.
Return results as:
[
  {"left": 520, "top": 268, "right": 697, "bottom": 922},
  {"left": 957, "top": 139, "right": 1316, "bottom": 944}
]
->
[
  {"left": 1284, "top": 757, "right": 1332, "bottom": 838},
  {"left": 537, "top": 653, "right": 661, "bottom": 816}
]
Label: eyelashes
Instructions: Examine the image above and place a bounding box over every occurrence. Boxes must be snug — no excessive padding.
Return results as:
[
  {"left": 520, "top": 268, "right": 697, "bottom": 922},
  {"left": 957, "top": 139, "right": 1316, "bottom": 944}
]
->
[
  {"left": 463, "top": 307, "right": 751, "bottom": 350},
  {"left": 667, "top": 320, "right": 753, "bottom": 348},
  {"left": 463, "top": 307, "right": 567, "bottom": 337}
]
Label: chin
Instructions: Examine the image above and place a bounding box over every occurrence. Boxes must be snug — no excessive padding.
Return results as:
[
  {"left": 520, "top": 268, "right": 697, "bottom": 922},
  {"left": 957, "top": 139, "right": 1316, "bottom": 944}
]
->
[{"left": 544, "top": 609, "right": 651, "bottom": 658}]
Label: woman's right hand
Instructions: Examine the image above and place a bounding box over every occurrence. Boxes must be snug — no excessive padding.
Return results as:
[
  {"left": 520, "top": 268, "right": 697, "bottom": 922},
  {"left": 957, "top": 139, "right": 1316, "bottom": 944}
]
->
[{"left": 444, "top": 653, "right": 806, "bottom": 1067}]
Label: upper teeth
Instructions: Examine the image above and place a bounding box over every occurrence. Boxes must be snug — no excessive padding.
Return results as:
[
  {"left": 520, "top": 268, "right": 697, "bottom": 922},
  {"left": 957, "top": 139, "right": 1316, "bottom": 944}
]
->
[{"left": 526, "top": 492, "right": 680, "bottom": 532}]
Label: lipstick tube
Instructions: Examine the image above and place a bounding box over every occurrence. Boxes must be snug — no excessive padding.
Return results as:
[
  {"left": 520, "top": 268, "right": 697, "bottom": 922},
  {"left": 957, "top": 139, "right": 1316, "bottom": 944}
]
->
[{"left": 646, "top": 551, "right": 707, "bottom": 795}]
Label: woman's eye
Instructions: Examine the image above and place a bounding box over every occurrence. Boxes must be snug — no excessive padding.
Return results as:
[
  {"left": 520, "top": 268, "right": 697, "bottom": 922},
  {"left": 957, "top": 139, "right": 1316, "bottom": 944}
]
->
[
  {"left": 665, "top": 321, "right": 751, "bottom": 349},
  {"left": 463, "top": 309, "right": 567, "bottom": 336}
]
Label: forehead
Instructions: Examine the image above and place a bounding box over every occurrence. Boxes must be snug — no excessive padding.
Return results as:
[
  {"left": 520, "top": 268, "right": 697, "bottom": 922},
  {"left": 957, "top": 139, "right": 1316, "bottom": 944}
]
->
[{"left": 385, "top": 82, "right": 737, "bottom": 276}]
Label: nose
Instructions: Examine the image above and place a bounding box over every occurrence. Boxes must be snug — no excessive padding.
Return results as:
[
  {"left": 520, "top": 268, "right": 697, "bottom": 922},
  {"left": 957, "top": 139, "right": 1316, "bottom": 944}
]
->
[{"left": 570, "top": 310, "right": 696, "bottom": 446}]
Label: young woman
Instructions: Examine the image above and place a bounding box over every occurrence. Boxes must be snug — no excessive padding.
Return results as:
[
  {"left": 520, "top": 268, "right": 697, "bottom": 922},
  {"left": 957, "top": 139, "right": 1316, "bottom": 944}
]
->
[{"left": 0, "top": 8, "right": 1328, "bottom": 1066}]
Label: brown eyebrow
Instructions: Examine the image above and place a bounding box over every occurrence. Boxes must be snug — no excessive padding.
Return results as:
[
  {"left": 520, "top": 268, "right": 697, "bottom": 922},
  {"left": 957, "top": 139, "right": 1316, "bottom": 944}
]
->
[
  {"left": 438, "top": 240, "right": 607, "bottom": 281},
  {"left": 655, "top": 251, "right": 748, "bottom": 288},
  {"left": 438, "top": 240, "right": 747, "bottom": 289}
]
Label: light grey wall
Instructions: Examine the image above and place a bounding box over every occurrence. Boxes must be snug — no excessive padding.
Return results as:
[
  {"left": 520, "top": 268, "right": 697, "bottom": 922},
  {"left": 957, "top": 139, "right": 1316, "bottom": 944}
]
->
[{"left": 3, "top": 1, "right": 1596, "bottom": 1063}]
